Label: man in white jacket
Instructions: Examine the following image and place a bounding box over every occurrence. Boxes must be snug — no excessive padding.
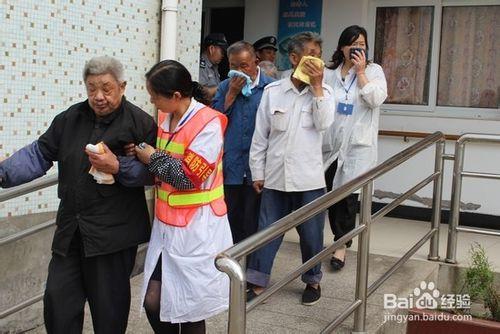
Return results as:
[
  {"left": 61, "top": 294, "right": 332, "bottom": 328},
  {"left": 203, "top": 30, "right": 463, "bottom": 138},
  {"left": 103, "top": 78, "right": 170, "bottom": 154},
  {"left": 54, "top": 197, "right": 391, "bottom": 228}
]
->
[{"left": 247, "top": 32, "right": 335, "bottom": 306}]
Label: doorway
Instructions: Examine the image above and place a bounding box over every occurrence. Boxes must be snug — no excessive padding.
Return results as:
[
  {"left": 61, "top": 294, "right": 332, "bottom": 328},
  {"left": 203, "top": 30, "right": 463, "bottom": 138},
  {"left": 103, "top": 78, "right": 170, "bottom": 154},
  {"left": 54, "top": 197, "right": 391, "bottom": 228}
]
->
[{"left": 202, "top": 6, "right": 245, "bottom": 80}]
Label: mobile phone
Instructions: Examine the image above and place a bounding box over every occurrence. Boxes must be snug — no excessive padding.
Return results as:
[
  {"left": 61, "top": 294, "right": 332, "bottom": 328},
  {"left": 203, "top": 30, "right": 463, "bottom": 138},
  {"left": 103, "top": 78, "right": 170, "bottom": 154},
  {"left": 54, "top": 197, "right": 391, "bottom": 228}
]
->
[{"left": 349, "top": 48, "right": 365, "bottom": 59}]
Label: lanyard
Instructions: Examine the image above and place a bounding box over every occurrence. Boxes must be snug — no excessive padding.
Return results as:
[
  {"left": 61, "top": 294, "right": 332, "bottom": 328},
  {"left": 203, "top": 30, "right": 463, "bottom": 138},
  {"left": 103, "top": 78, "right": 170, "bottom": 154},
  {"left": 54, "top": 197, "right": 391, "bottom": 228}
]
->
[
  {"left": 161, "top": 107, "right": 196, "bottom": 150},
  {"left": 342, "top": 74, "right": 357, "bottom": 101}
]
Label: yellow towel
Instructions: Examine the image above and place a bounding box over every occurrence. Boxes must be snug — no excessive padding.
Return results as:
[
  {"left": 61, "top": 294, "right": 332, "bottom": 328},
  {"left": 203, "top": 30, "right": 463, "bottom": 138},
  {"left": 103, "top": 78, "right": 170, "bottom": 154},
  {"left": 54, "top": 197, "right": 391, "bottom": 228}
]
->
[
  {"left": 292, "top": 56, "right": 325, "bottom": 85},
  {"left": 86, "top": 142, "right": 115, "bottom": 185}
]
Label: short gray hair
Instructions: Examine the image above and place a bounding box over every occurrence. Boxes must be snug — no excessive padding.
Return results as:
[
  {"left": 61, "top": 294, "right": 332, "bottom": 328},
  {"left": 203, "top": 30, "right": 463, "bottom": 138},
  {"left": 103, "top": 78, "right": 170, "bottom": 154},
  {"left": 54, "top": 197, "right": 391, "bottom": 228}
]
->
[
  {"left": 83, "top": 56, "right": 125, "bottom": 83},
  {"left": 227, "top": 41, "right": 256, "bottom": 58},
  {"left": 287, "top": 31, "right": 322, "bottom": 55}
]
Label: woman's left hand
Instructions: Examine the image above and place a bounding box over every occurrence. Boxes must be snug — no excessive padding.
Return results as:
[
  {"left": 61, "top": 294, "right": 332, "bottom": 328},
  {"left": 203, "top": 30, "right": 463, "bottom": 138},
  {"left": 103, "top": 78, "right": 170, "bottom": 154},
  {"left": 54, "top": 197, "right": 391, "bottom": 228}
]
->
[
  {"left": 135, "top": 143, "right": 156, "bottom": 165},
  {"left": 352, "top": 50, "right": 367, "bottom": 74}
]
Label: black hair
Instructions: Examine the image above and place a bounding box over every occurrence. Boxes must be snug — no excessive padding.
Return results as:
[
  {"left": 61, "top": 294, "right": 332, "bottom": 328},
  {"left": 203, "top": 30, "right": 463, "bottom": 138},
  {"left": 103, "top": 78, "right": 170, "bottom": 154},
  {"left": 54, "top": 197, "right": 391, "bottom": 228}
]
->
[
  {"left": 328, "top": 25, "right": 370, "bottom": 70},
  {"left": 145, "top": 60, "right": 207, "bottom": 103}
]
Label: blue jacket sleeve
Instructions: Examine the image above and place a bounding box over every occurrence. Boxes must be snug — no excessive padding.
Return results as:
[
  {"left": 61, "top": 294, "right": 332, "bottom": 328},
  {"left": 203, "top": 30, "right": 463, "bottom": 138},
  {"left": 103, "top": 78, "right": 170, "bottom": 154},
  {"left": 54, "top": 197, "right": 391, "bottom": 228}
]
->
[
  {"left": 0, "top": 141, "right": 54, "bottom": 188},
  {"left": 115, "top": 156, "right": 155, "bottom": 187},
  {"left": 211, "top": 80, "right": 231, "bottom": 114}
]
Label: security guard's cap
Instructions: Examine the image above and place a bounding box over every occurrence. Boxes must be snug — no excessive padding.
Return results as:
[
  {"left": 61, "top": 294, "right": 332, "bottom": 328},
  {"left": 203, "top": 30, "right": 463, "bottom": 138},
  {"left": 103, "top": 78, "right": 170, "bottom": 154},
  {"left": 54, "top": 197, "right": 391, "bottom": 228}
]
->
[
  {"left": 203, "top": 33, "right": 228, "bottom": 50},
  {"left": 253, "top": 36, "right": 278, "bottom": 51}
]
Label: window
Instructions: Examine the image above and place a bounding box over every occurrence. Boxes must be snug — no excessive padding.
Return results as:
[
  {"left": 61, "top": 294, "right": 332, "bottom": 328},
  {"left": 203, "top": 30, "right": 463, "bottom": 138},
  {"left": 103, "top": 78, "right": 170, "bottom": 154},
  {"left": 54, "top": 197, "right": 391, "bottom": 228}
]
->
[
  {"left": 374, "top": 6, "right": 434, "bottom": 105},
  {"left": 438, "top": 6, "right": 499, "bottom": 108},
  {"left": 372, "top": 2, "right": 499, "bottom": 116}
]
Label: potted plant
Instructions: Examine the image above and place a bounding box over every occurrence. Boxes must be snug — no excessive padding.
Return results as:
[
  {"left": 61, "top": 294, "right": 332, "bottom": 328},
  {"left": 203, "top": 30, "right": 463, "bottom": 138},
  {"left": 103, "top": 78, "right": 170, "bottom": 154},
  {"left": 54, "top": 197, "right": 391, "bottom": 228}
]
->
[{"left": 406, "top": 243, "right": 500, "bottom": 333}]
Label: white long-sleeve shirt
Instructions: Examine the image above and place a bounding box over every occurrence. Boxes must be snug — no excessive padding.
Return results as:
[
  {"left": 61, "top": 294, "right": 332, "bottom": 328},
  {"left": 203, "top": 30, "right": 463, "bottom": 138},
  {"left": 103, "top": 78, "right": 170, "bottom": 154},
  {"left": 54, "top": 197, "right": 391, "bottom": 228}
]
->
[
  {"left": 323, "top": 63, "right": 388, "bottom": 190},
  {"left": 250, "top": 77, "right": 335, "bottom": 192}
]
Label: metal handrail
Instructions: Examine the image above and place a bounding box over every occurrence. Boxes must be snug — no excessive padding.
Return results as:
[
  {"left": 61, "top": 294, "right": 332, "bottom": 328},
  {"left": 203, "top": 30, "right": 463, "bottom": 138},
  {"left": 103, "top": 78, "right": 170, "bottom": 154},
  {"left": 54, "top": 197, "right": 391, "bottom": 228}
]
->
[
  {"left": 0, "top": 243, "right": 149, "bottom": 319},
  {"left": 0, "top": 174, "right": 59, "bottom": 248},
  {"left": 0, "top": 174, "right": 59, "bottom": 319},
  {"left": 0, "top": 174, "right": 58, "bottom": 202},
  {"left": 0, "top": 218, "right": 56, "bottom": 247},
  {"left": 445, "top": 133, "right": 500, "bottom": 264},
  {"left": 219, "top": 132, "right": 444, "bottom": 261},
  {"left": 379, "top": 130, "right": 460, "bottom": 141},
  {"left": 216, "top": 131, "right": 445, "bottom": 333}
]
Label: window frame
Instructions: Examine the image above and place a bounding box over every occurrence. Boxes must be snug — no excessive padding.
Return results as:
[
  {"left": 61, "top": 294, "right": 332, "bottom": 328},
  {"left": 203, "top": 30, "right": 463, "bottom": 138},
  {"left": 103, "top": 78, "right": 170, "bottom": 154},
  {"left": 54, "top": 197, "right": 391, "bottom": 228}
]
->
[{"left": 368, "top": 0, "right": 500, "bottom": 120}]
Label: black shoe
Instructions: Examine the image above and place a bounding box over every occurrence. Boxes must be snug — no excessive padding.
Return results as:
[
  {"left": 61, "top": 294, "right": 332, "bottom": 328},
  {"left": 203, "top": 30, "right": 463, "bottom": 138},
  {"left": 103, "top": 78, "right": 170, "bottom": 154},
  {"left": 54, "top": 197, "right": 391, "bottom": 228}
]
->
[
  {"left": 302, "top": 284, "right": 321, "bottom": 306},
  {"left": 247, "top": 288, "right": 258, "bottom": 302},
  {"left": 330, "top": 256, "right": 345, "bottom": 271}
]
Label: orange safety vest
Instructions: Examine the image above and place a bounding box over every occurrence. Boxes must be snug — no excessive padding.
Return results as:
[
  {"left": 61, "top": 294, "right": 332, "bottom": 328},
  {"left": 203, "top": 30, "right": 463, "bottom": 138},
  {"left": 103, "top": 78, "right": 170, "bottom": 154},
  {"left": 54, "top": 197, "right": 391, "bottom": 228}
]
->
[{"left": 155, "top": 106, "right": 228, "bottom": 227}]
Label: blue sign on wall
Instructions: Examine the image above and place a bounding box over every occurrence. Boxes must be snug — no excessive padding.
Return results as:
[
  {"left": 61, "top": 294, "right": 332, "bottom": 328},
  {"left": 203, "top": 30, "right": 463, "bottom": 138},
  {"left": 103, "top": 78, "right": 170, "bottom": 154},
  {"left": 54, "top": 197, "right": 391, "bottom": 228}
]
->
[{"left": 277, "top": 0, "right": 323, "bottom": 71}]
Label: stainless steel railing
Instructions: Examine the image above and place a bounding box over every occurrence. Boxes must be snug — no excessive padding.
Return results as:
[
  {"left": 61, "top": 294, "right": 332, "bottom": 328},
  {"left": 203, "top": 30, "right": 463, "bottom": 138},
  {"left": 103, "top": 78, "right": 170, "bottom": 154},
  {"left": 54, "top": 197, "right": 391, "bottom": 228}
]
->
[
  {"left": 0, "top": 174, "right": 58, "bottom": 319},
  {"left": 5, "top": 131, "right": 496, "bottom": 328},
  {"left": 445, "top": 133, "right": 500, "bottom": 264},
  {"left": 215, "top": 131, "right": 445, "bottom": 333},
  {"left": 0, "top": 174, "right": 58, "bottom": 248}
]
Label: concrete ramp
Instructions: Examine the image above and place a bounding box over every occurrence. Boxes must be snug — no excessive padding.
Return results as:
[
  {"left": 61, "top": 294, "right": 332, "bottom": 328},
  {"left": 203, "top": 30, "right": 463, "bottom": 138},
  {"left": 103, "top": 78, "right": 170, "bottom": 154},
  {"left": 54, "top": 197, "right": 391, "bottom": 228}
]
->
[
  {"left": 20, "top": 241, "right": 439, "bottom": 333},
  {"left": 204, "top": 241, "right": 439, "bottom": 334}
]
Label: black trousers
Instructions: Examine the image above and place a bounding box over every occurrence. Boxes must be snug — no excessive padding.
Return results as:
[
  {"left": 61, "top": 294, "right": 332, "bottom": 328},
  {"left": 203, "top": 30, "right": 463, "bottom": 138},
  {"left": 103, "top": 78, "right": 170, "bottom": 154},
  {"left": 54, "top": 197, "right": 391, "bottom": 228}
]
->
[
  {"left": 325, "top": 160, "right": 359, "bottom": 248},
  {"left": 43, "top": 229, "right": 137, "bottom": 334},
  {"left": 224, "top": 183, "right": 261, "bottom": 244}
]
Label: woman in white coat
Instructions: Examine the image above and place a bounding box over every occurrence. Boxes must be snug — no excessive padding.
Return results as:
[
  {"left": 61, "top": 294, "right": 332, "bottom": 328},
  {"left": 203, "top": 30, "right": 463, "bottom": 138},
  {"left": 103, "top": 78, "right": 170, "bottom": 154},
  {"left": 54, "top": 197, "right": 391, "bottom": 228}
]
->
[
  {"left": 323, "top": 26, "right": 387, "bottom": 270},
  {"left": 135, "top": 60, "right": 232, "bottom": 333}
]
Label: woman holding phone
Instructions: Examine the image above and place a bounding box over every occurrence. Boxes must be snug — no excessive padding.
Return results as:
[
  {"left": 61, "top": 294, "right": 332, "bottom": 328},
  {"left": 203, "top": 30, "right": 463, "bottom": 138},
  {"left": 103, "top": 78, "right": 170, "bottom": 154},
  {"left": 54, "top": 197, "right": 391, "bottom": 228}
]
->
[{"left": 323, "top": 25, "right": 387, "bottom": 270}]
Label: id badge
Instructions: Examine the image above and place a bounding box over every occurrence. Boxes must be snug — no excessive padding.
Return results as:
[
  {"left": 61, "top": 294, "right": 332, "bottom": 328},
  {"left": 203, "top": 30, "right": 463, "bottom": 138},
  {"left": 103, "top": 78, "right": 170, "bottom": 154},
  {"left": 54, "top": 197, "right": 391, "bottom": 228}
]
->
[{"left": 337, "top": 102, "right": 354, "bottom": 115}]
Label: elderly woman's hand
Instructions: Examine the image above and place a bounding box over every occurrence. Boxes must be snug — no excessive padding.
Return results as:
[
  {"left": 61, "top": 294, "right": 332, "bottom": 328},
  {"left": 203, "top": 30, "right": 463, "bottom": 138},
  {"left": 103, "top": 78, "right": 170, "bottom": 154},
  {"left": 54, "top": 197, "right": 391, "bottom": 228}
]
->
[
  {"left": 85, "top": 143, "right": 119, "bottom": 174},
  {"left": 135, "top": 143, "right": 156, "bottom": 165}
]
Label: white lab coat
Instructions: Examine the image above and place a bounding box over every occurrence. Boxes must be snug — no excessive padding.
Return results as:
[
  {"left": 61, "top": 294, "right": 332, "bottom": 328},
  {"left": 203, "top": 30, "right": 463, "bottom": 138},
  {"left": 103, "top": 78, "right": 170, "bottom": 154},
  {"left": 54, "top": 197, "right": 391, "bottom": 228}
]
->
[
  {"left": 323, "top": 63, "right": 387, "bottom": 191},
  {"left": 140, "top": 100, "right": 232, "bottom": 323},
  {"left": 250, "top": 77, "right": 335, "bottom": 192}
]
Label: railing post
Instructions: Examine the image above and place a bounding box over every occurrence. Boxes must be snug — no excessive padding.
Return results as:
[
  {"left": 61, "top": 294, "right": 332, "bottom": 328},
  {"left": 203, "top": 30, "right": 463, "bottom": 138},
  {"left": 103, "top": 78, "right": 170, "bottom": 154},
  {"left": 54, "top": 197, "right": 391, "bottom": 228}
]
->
[
  {"left": 215, "top": 256, "right": 246, "bottom": 334},
  {"left": 353, "top": 181, "right": 373, "bottom": 334},
  {"left": 428, "top": 140, "right": 445, "bottom": 261},
  {"left": 445, "top": 140, "right": 466, "bottom": 264}
]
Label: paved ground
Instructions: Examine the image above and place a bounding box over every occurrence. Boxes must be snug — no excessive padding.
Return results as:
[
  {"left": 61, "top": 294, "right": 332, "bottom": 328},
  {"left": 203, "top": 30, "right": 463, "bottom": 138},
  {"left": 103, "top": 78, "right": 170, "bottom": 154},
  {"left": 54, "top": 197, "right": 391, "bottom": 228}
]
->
[
  {"left": 284, "top": 216, "right": 500, "bottom": 271},
  {"left": 26, "top": 241, "right": 439, "bottom": 334},
  {"left": 15, "top": 216, "right": 500, "bottom": 333}
]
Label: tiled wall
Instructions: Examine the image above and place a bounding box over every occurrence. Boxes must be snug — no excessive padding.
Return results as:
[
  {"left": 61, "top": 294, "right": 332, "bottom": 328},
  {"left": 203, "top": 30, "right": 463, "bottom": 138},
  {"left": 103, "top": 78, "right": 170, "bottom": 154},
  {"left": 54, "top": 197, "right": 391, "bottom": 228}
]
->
[
  {"left": 0, "top": 0, "right": 163, "bottom": 217},
  {"left": 1, "top": 1, "right": 203, "bottom": 218},
  {"left": 176, "top": 0, "right": 203, "bottom": 79}
]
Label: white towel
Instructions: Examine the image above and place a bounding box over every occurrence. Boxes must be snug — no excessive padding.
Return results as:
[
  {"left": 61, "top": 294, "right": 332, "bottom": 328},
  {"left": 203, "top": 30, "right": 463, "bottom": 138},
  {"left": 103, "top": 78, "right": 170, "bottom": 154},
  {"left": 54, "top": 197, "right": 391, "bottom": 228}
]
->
[{"left": 86, "top": 143, "right": 115, "bottom": 185}]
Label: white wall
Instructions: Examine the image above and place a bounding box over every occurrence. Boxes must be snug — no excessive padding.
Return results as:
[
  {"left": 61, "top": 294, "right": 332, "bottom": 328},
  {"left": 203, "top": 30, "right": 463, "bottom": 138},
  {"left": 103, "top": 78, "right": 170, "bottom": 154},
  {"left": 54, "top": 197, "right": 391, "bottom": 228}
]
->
[
  {"left": 244, "top": 0, "right": 500, "bottom": 217},
  {"left": 243, "top": 0, "right": 280, "bottom": 42}
]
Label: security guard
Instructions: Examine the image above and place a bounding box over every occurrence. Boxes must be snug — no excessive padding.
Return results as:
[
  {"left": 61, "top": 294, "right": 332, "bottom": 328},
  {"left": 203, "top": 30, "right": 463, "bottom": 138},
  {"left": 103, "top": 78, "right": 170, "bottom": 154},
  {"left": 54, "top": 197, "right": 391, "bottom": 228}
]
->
[
  {"left": 199, "top": 33, "right": 228, "bottom": 101},
  {"left": 253, "top": 36, "right": 278, "bottom": 63}
]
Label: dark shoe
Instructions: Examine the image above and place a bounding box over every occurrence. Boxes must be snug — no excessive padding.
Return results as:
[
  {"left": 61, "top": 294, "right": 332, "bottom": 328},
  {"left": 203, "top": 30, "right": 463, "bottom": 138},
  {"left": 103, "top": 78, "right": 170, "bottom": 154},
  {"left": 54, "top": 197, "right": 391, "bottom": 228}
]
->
[
  {"left": 246, "top": 288, "right": 258, "bottom": 302},
  {"left": 302, "top": 284, "right": 321, "bottom": 306},
  {"left": 330, "top": 256, "right": 345, "bottom": 271}
]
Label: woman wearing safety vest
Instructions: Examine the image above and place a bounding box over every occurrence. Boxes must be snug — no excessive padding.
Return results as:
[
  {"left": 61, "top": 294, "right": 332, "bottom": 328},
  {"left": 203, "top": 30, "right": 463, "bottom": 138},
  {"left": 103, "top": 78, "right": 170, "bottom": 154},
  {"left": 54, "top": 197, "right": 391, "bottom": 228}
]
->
[
  {"left": 134, "top": 60, "right": 232, "bottom": 334},
  {"left": 323, "top": 26, "right": 387, "bottom": 271}
]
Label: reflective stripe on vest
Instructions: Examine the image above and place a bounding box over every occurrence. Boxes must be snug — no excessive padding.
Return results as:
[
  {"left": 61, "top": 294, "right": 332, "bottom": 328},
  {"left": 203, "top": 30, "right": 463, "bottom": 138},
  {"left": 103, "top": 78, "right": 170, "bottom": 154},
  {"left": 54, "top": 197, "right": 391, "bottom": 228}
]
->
[
  {"left": 156, "top": 162, "right": 223, "bottom": 206},
  {"left": 156, "top": 137, "right": 185, "bottom": 155},
  {"left": 158, "top": 184, "right": 224, "bottom": 207}
]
